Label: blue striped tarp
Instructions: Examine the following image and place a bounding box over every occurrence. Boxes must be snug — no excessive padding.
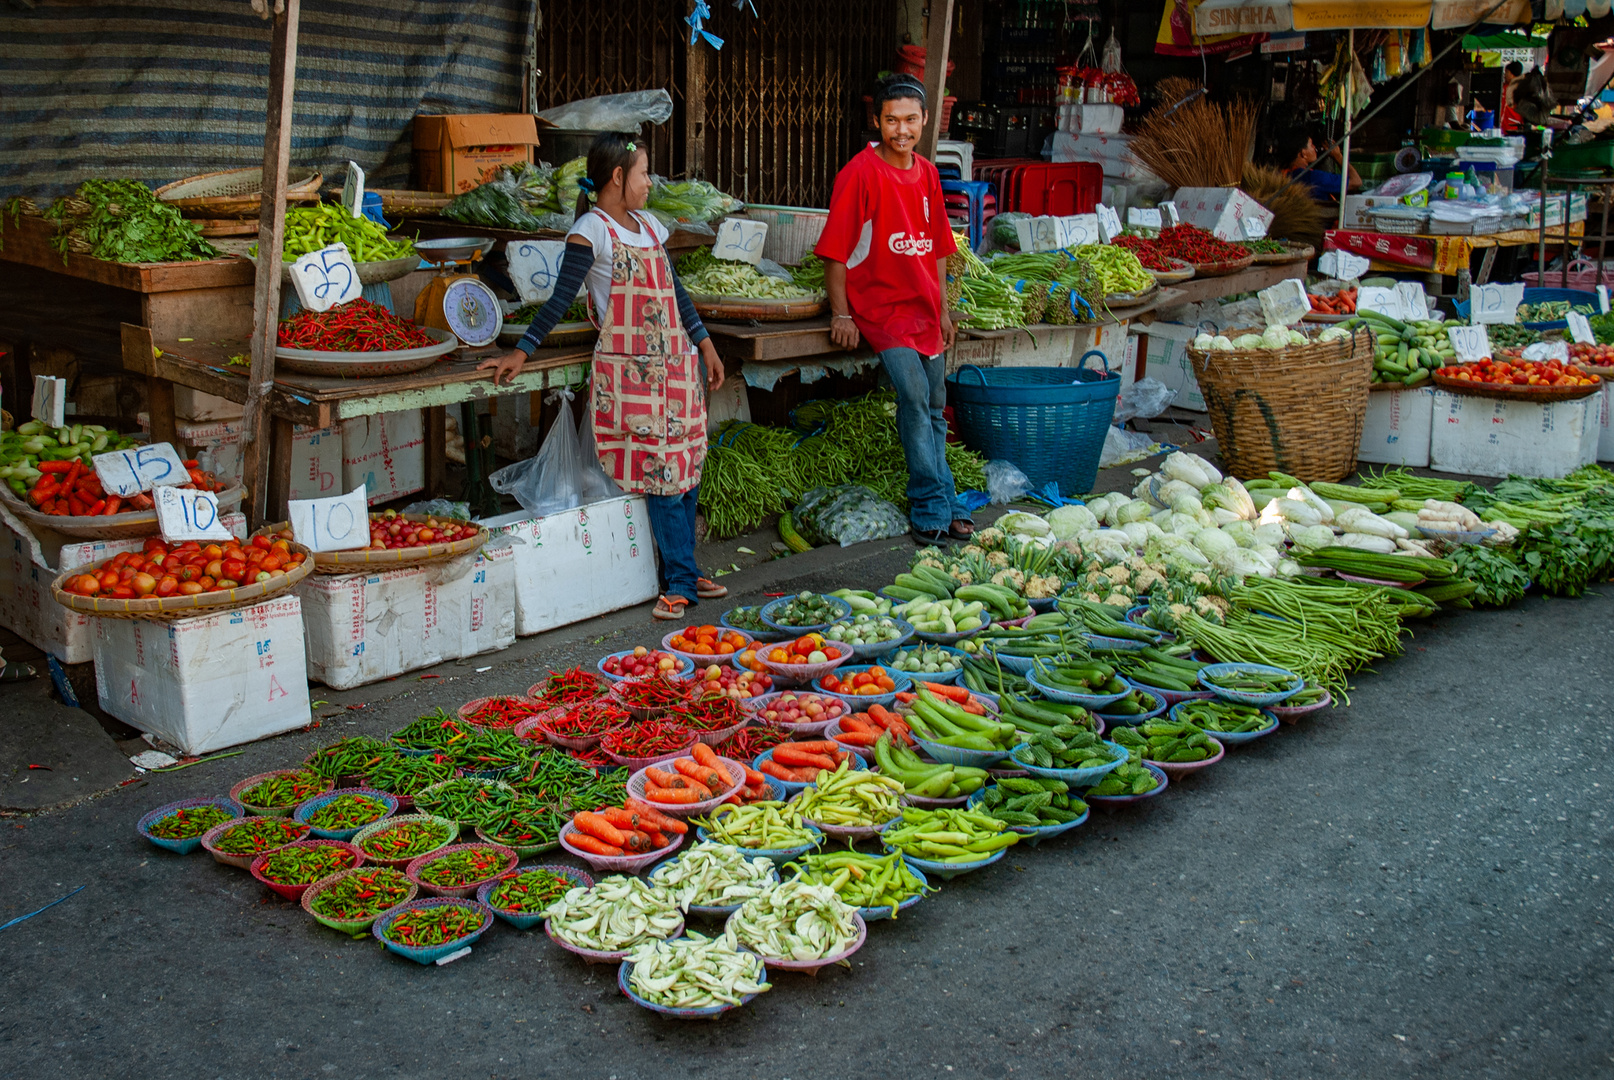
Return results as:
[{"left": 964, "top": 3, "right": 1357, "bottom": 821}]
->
[{"left": 0, "top": 0, "right": 530, "bottom": 200}]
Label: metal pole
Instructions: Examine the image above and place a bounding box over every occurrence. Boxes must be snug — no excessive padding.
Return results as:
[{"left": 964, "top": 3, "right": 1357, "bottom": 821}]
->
[{"left": 1338, "top": 28, "right": 1354, "bottom": 233}]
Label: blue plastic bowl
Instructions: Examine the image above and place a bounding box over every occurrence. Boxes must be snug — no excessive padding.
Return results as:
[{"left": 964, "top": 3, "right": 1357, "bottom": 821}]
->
[
  {"left": 826, "top": 615, "right": 915, "bottom": 662},
  {"left": 888, "top": 846, "right": 1005, "bottom": 881},
  {"left": 965, "top": 787, "right": 1090, "bottom": 847},
  {"left": 372, "top": 897, "right": 494, "bottom": 965},
  {"left": 293, "top": 788, "right": 398, "bottom": 840},
  {"left": 1168, "top": 701, "right": 1280, "bottom": 745},
  {"left": 1008, "top": 740, "right": 1128, "bottom": 785},
  {"left": 138, "top": 796, "right": 244, "bottom": 855},
  {"left": 759, "top": 594, "right": 852, "bottom": 634},
  {"left": 597, "top": 650, "right": 696, "bottom": 684},
  {"left": 1453, "top": 286, "right": 1596, "bottom": 330},
  {"left": 1084, "top": 762, "right": 1170, "bottom": 806},
  {"left": 476, "top": 863, "right": 593, "bottom": 930},
  {"left": 695, "top": 815, "right": 823, "bottom": 863},
  {"left": 1197, "top": 662, "right": 1303, "bottom": 706},
  {"left": 649, "top": 852, "right": 782, "bottom": 918},
  {"left": 721, "top": 607, "right": 792, "bottom": 643},
  {"left": 909, "top": 734, "right": 1012, "bottom": 768},
  {"left": 978, "top": 646, "right": 1041, "bottom": 675},
  {"left": 811, "top": 664, "right": 913, "bottom": 710},
  {"left": 1027, "top": 669, "right": 1130, "bottom": 708},
  {"left": 1093, "top": 689, "right": 1168, "bottom": 726},
  {"left": 751, "top": 749, "right": 868, "bottom": 797},
  {"left": 618, "top": 944, "right": 769, "bottom": 1018},
  {"left": 886, "top": 644, "right": 967, "bottom": 685}
]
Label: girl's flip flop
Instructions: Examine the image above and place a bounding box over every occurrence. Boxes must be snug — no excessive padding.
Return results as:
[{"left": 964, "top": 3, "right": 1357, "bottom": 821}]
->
[{"left": 652, "top": 595, "right": 692, "bottom": 620}]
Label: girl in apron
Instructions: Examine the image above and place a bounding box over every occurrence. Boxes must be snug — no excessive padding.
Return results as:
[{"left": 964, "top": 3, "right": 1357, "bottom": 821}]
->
[{"left": 481, "top": 134, "right": 728, "bottom": 620}]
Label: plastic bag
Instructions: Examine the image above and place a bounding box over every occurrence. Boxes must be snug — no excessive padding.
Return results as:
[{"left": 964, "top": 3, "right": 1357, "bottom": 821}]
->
[
  {"left": 985, "top": 460, "right": 1032, "bottom": 505},
  {"left": 1112, "top": 377, "right": 1177, "bottom": 424},
  {"left": 1099, "top": 425, "right": 1159, "bottom": 468},
  {"left": 489, "top": 388, "right": 586, "bottom": 516},
  {"left": 443, "top": 162, "right": 554, "bottom": 231},
  {"left": 1101, "top": 28, "right": 1124, "bottom": 73},
  {"left": 990, "top": 212, "right": 1032, "bottom": 252},
  {"left": 535, "top": 90, "right": 674, "bottom": 132},
  {"left": 644, "top": 177, "right": 745, "bottom": 230},
  {"left": 401, "top": 498, "right": 471, "bottom": 521},
  {"left": 576, "top": 402, "right": 621, "bottom": 502},
  {"left": 792, "top": 485, "right": 910, "bottom": 547}
]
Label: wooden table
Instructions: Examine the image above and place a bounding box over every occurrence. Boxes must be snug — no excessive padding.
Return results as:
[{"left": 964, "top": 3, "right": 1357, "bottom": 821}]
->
[{"left": 123, "top": 324, "right": 591, "bottom": 518}]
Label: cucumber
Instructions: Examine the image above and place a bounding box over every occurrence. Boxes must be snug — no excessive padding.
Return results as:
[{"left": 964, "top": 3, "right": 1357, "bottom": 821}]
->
[{"left": 777, "top": 512, "right": 812, "bottom": 553}]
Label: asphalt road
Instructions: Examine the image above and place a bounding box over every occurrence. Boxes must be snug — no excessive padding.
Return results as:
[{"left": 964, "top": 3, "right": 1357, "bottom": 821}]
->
[{"left": 1, "top": 542, "right": 1610, "bottom": 1079}]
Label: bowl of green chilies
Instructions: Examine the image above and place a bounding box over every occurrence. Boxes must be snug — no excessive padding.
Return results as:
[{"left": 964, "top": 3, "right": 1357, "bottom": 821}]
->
[
  {"left": 1196, "top": 662, "right": 1304, "bottom": 706},
  {"left": 406, "top": 841, "right": 520, "bottom": 898},
  {"left": 301, "top": 865, "right": 417, "bottom": 936},
  {"left": 138, "top": 797, "right": 244, "bottom": 855},
  {"left": 249, "top": 839, "right": 364, "bottom": 901},
  {"left": 229, "top": 769, "right": 334, "bottom": 817},
  {"left": 1267, "top": 684, "right": 1332, "bottom": 723},
  {"left": 478, "top": 864, "right": 592, "bottom": 930},
  {"left": 294, "top": 788, "right": 398, "bottom": 840},
  {"left": 1026, "top": 659, "right": 1132, "bottom": 709},
  {"left": 373, "top": 897, "right": 495, "bottom": 965},
  {"left": 201, "top": 816, "right": 312, "bottom": 869},
  {"left": 352, "top": 813, "right": 459, "bottom": 870},
  {"left": 1168, "top": 701, "right": 1279, "bottom": 745}
]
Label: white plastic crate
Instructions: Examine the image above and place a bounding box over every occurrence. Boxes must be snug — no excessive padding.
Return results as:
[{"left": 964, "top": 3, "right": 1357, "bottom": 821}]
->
[
  {"left": 1358, "top": 386, "right": 1435, "bottom": 468},
  {"left": 1428, "top": 389, "right": 1597, "bottom": 479}
]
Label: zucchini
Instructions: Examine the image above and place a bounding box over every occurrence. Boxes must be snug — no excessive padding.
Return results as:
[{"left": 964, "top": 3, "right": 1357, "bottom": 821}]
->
[{"left": 777, "top": 512, "right": 812, "bottom": 553}]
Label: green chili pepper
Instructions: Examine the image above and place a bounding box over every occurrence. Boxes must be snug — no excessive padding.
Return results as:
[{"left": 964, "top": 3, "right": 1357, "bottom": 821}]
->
[
  {"left": 213, "top": 818, "right": 309, "bottom": 854},
  {"left": 488, "top": 869, "right": 574, "bottom": 913}
]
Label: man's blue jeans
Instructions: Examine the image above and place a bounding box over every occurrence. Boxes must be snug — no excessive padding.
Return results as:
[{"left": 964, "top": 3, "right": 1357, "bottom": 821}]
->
[
  {"left": 646, "top": 485, "right": 703, "bottom": 602},
  {"left": 880, "top": 347, "right": 970, "bottom": 532}
]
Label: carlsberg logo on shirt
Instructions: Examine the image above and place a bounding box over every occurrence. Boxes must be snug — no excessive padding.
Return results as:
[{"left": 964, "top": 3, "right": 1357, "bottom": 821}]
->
[{"left": 887, "top": 233, "right": 934, "bottom": 257}]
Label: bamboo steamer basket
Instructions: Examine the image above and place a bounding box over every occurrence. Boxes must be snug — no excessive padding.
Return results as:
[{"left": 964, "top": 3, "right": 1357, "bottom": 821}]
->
[{"left": 154, "top": 168, "right": 322, "bottom": 219}]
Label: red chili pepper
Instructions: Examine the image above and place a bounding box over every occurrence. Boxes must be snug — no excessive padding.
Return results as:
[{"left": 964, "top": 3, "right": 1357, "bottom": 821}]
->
[
  {"left": 600, "top": 721, "right": 694, "bottom": 758},
  {"left": 613, "top": 675, "right": 694, "bottom": 712},
  {"left": 276, "top": 298, "right": 434, "bottom": 353},
  {"left": 461, "top": 696, "right": 541, "bottom": 729}
]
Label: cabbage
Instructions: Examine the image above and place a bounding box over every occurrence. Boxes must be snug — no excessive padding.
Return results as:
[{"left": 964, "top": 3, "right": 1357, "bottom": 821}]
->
[
  {"left": 1155, "top": 478, "right": 1199, "bottom": 507},
  {"left": 1332, "top": 532, "right": 1397, "bottom": 553},
  {"left": 1193, "top": 527, "right": 1237, "bottom": 560},
  {"left": 1287, "top": 524, "right": 1336, "bottom": 552},
  {"left": 1221, "top": 520, "right": 1256, "bottom": 547},
  {"left": 1336, "top": 505, "right": 1408, "bottom": 539},
  {"left": 1115, "top": 499, "right": 1154, "bottom": 525},
  {"left": 1168, "top": 512, "right": 1202, "bottom": 536},
  {"left": 998, "top": 511, "right": 1051, "bottom": 538},
  {"left": 1147, "top": 534, "right": 1211, "bottom": 567},
  {"left": 1253, "top": 522, "right": 1286, "bottom": 548},
  {"left": 1047, "top": 504, "right": 1099, "bottom": 541},
  {"left": 1087, "top": 532, "right": 1132, "bottom": 563},
  {"left": 1198, "top": 458, "right": 1223, "bottom": 484},
  {"left": 1121, "top": 521, "right": 1152, "bottom": 548},
  {"left": 1169, "top": 492, "right": 1204, "bottom": 516},
  {"left": 1269, "top": 498, "right": 1322, "bottom": 528},
  {"left": 1215, "top": 547, "right": 1276, "bottom": 578},
  {"left": 1316, "top": 326, "right": 1350, "bottom": 343},
  {"left": 1086, "top": 493, "right": 1122, "bottom": 521},
  {"left": 1288, "top": 486, "right": 1334, "bottom": 524},
  {"left": 1211, "top": 335, "right": 1233, "bottom": 350},
  {"left": 1261, "top": 324, "right": 1290, "bottom": 350},
  {"left": 1161, "top": 452, "right": 1213, "bottom": 490},
  {"left": 1216, "top": 477, "right": 1258, "bottom": 520},
  {"left": 1276, "top": 558, "right": 1303, "bottom": 577},
  {"left": 1210, "top": 507, "right": 1242, "bottom": 526},
  {"left": 1233, "top": 334, "right": 1265, "bottom": 349},
  {"left": 1287, "top": 330, "right": 1307, "bottom": 345},
  {"left": 1194, "top": 332, "right": 1216, "bottom": 350}
]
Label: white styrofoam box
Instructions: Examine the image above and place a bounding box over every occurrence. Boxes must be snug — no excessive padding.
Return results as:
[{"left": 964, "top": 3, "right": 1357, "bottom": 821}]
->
[
  {"left": 1358, "top": 386, "right": 1436, "bottom": 467},
  {"left": 1171, "top": 187, "right": 1274, "bottom": 243},
  {"left": 0, "top": 506, "right": 244, "bottom": 664},
  {"left": 137, "top": 414, "right": 343, "bottom": 500},
  {"left": 1429, "top": 389, "right": 1596, "bottom": 479},
  {"left": 1134, "top": 322, "right": 1205, "bottom": 411},
  {"left": 1048, "top": 131, "right": 1155, "bottom": 181},
  {"left": 93, "top": 595, "right": 313, "bottom": 755},
  {"left": 295, "top": 546, "right": 515, "bottom": 690},
  {"left": 174, "top": 387, "right": 244, "bottom": 422},
  {"left": 342, "top": 411, "right": 425, "bottom": 505},
  {"left": 1597, "top": 382, "right": 1614, "bottom": 461},
  {"left": 1057, "top": 103, "right": 1124, "bottom": 134},
  {"left": 482, "top": 495, "right": 659, "bottom": 637},
  {"left": 1119, "top": 334, "right": 1140, "bottom": 390}
]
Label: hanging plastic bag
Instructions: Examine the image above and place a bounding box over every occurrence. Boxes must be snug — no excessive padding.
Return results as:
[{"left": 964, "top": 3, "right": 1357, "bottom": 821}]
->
[
  {"left": 1111, "top": 377, "right": 1177, "bottom": 424},
  {"left": 489, "top": 388, "right": 586, "bottom": 516},
  {"left": 534, "top": 90, "right": 674, "bottom": 132},
  {"left": 792, "top": 485, "right": 910, "bottom": 547},
  {"left": 985, "top": 460, "right": 1032, "bottom": 505},
  {"left": 1101, "top": 28, "right": 1124, "bottom": 74},
  {"left": 576, "top": 397, "right": 621, "bottom": 503}
]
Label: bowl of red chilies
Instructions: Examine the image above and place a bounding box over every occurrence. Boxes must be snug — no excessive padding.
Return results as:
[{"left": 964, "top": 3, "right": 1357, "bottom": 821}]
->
[
  {"left": 610, "top": 673, "right": 696, "bottom": 722},
  {"left": 516, "top": 701, "right": 630, "bottom": 752},
  {"left": 599, "top": 722, "right": 699, "bottom": 770},
  {"left": 456, "top": 695, "right": 545, "bottom": 729}
]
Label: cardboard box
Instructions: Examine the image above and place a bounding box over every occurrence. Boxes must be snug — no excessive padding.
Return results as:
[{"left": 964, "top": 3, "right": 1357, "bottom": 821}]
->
[
  {"left": 0, "top": 507, "right": 245, "bottom": 664},
  {"left": 1429, "top": 389, "right": 1596, "bottom": 478},
  {"left": 1172, "top": 187, "right": 1274, "bottom": 242},
  {"left": 1133, "top": 323, "right": 1205, "bottom": 411},
  {"left": 1358, "top": 386, "right": 1435, "bottom": 468},
  {"left": 413, "top": 114, "right": 539, "bottom": 194},
  {"left": 175, "top": 388, "right": 243, "bottom": 422},
  {"left": 342, "top": 411, "right": 425, "bottom": 505},
  {"left": 482, "top": 496, "right": 659, "bottom": 637},
  {"left": 295, "top": 546, "right": 516, "bottom": 690},
  {"left": 93, "top": 595, "right": 312, "bottom": 755},
  {"left": 1341, "top": 194, "right": 1411, "bottom": 229},
  {"left": 138, "top": 415, "right": 343, "bottom": 500}
]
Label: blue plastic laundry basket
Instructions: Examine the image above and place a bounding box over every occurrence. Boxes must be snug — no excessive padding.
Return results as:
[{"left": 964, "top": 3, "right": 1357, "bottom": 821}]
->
[{"left": 946, "top": 350, "right": 1119, "bottom": 495}]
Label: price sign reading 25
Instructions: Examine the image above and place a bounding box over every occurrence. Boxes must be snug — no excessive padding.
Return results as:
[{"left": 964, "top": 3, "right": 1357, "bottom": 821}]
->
[
  {"left": 506, "top": 240, "right": 570, "bottom": 304},
  {"left": 289, "top": 242, "right": 361, "bottom": 314}
]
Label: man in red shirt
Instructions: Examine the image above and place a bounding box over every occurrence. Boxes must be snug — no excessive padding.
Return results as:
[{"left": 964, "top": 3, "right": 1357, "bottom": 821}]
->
[{"left": 816, "top": 75, "right": 972, "bottom": 544}]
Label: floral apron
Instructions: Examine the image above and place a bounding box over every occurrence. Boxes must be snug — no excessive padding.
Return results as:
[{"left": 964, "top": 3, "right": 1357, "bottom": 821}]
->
[{"left": 588, "top": 209, "right": 707, "bottom": 496}]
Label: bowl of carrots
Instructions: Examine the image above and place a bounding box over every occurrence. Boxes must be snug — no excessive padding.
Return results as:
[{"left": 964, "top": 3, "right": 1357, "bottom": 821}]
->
[
  {"left": 1304, "top": 286, "right": 1356, "bottom": 320},
  {"left": 811, "top": 664, "right": 910, "bottom": 709},
  {"left": 751, "top": 742, "right": 868, "bottom": 796},
  {"left": 824, "top": 706, "right": 915, "bottom": 756},
  {"left": 661, "top": 625, "right": 753, "bottom": 669},
  {"left": 625, "top": 744, "right": 749, "bottom": 818},
  {"left": 559, "top": 798, "right": 689, "bottom": 875}
]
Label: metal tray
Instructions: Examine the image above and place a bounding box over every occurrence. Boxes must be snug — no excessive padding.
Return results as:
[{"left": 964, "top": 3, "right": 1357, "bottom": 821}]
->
[{"left": 274, "top": 326, "right": 459, "bottom": 377}]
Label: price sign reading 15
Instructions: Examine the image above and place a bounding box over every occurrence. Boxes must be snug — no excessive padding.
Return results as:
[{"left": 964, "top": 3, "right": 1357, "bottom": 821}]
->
[{"left": 93, "top": 442, "right": 190, "bottom": 497}]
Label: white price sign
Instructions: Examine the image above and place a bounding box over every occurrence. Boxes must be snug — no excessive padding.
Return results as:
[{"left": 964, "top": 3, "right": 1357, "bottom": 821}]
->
[
  {"left": 288, "top": 242, "right": 361, "bottom": 314},
  {"left": 1094, "top": 203, "right": 1123, "bottom": 243},
  {"left": 154, "top": 486, "right": 231, "bottom": 542},
  {"left": 1127, "top": 207, "right": 1163, "bottom": 229},
  {"left": 506, "top": 240, "right": 571, "bottom": 305},
  {"left": 713, "top": 219, "right": 769, "bottom": 265},
  {"left": 1523, "top": 340, "right": 1569, "bottom": 363},
  {"left": 93, "top": 442, "right": 190, "bottom": 497},
  {"left": 1240, "top": 216, "right": 1269, "bottom": 240},
  {"left": 1316, "top": 250, "right": 1370, "bottom": 281},
  {"left": 1160, "top": 201, "right": 1180, "bottom": 226},
  {"left": 1357, "top": 286, "right": 1406, "bottom": 322},
  {"left": 1258, "top": 278, "right": 1311, "bottom": 327},
  {"left": 1446, "top": 325, "right": 1491, "bottom": 362},
  {"left": 31, "top": 375, "right": 66, "bottom": 428},
  {"left": 1396, "top": 282, "right": 1430, "bottom": 323},
  {"left": 1053, "top": 214, "right": 1100, "bottom": 249},
  {"left": 1469, "top": 282, "right": 1524, "bottom": 325},
  {"left": 288, "top": 486, "right": 371, "bottom": 552},
  {"left": 1599, "top": 285, "right": 1609, "bottom": 314},
  {"left": 341, "top": 160, "right": 365, "bottom": 219},
  {"left": 1567, "top": 310, "right": 1596, "bottom": 344}
]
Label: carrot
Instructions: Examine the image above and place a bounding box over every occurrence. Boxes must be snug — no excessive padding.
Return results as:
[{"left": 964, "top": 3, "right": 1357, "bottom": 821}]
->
[
  {"left": 645, "top": 785, "right": 705, "bottom": 804},
  {"left": 621, "top": 830, "right": 652, "bottom": 852},
  {"left": 791, "top": 767, "right": 822, "bottom": 782},
  {"left": 104, "top": 496, "right": 121, "bottom": 515},
  {"left": 773, "top": 746, "right": 837, "bottom": 770},
  {"left": 894, "top": 691, "right": 916, "bottom": 704},
  {"left": 573, "top": 811, "right": 627, "bottom": 847},
  {"left": 641, "top": 828, "right": 668, "bottom": 848},
  {"left": 567, "top": 833, "right": 624, "bottom": 856},
  {"left": 740, "top": 763, "right": 767, "bottom": 787},
  {"left": 834, "top": 732, "right": 879, "bottom": 747},
  {"left": 625, "top": 798, "right": 688, "bottom": 834},
  {"left": 672, "top": 757, "right": 725, "bottom": 791},
  {"left": 924, "top": 683, "right": 973, "bottom": 704},
  {"left": 690, "top": 742, "right": 720, "bottom": 768},
  {"left": 601, "top": 807, "right": 639, "bottom": 831},
  {"left": 962, "top": 699, "right": 986, "bottom": 715},
  {"left": 787, "top": 740, "right": 841, "bottom": 754},
  {"left": 758, "top": 759, "right": 800, "bottom": 782},
  {"left": 840, "top": 715, "right": 876, "bottom": 733}
]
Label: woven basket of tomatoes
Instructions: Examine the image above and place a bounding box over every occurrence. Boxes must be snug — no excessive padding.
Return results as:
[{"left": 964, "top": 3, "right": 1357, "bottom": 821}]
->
[
  {"left": 263, "top": 511, "right": 489, "bottom": 572},
  {"left": 51, "top": 528, "right": 313, "bottom": 618},
  {"left": 0, "top": 461, "right": 241, "bottom": 541},
  {"left": 1433, "top": 353, "right": 1602, "bottom": 402}
]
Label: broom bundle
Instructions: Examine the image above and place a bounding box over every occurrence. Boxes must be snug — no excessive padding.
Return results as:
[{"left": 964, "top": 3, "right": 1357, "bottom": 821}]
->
[
  {"left": 1239, "top": 162, "right": 1332, "bottom": 251},
  {"left": 1131, "top": 90, "right": 1261, "bottom": 190}
]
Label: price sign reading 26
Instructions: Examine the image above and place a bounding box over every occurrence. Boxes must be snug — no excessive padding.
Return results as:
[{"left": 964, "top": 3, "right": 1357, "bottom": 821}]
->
[{"left": 288, "top": 486, "right": 371, "bottom": 552}]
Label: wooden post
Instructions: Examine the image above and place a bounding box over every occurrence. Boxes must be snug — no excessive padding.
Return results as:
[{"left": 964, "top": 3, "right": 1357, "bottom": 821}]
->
[
  {"left": 685, "top": 1, "right": 708, "bottom": 179},
  {"left": 240, "top": 0, "right": 300, "bottom": 529},
  {"left": 917, "top": 0, "right": 955, "bottom": 161}
]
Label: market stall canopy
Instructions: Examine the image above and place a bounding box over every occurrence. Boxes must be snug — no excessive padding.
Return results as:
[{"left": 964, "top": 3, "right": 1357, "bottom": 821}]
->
[
  {"left": 1193, "top": 0, "right": 1530, "bottom": 34},
  {"left": 1461, "top": 30, "right": 1547, "bottom": 48}
]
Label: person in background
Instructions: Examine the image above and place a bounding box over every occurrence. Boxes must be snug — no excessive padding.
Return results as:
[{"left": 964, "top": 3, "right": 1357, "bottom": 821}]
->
[
  {"left": 816, "top": 74, "right": 972, "bottom": 545},
  {"left": 1499, "top": 61, "right": 1525, "bottom": 134},
  {"left": 1276, "top": 127, "right": 1363, "bottom": 201},
  {"left": 479, "top": 133, "right": 728, "bottom": 621}
]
